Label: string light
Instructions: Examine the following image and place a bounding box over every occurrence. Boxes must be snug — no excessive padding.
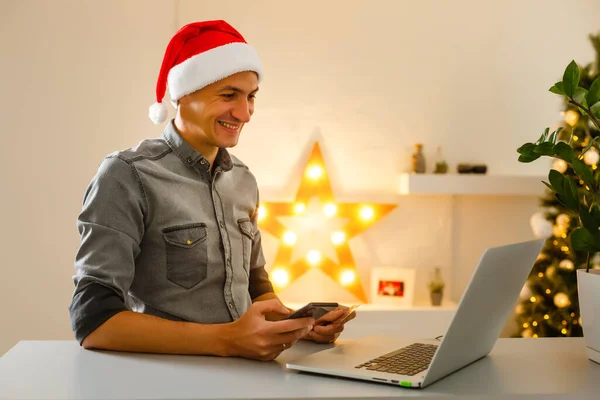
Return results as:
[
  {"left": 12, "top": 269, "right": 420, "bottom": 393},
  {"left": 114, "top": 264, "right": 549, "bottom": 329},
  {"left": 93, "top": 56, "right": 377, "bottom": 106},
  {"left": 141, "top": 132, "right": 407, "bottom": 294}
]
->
[
  {"left": 530, "top": 296, "right": 537, "bottom": 303},
  {"left": 546, "top": 289, "right": 551, "bottom": 294},
  {"left": 538, "top": 272, "right": 544, "bottom": 278},
  {"left": 544, "top": 314, "right": 550, "bottom": 320},
  {"left": 561, "top": 328, "right": 568, "bottom": 335},
  {"left": 523, "top": 323, "right": 529, "bottom": 328},
  {"left": 532, "top": 321, "right": 538, "bottom": 327},
  {"left": 533, "top": 334, "right": 539, "bottom": 338}
]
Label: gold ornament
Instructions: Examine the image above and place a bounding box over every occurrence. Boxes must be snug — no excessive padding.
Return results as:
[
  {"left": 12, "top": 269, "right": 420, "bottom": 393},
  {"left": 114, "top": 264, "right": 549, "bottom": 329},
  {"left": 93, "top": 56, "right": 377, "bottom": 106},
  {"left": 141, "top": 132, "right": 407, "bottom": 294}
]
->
[
  {"left": 552, "top": 158, "right": 568, "bottom": 174},
  {"left": 559, "top": 259, "right": 574, "bottom": 271},
  {"left": 553, "top": 292, "right": 571, "bottom": 308},
  {"left": 564, "top": 110, "right": 580, "bottom": 127}
]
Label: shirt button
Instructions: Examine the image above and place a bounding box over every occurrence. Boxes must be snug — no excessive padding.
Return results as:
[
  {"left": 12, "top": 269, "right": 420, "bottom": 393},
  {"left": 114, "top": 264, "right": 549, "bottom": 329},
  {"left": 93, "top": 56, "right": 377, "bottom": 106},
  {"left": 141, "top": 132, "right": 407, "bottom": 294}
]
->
[
  {"left": 200, "top": 159, "right": 206, "bottom": 165},
  {"left": 187, "top": 157, "right": 193, "bottom": 163},
  {"left": 228, "top": 301, "right": 234, "bottom": 309},
  {"left": 219, "top": 221, "right": 225, "bottom": 228}
]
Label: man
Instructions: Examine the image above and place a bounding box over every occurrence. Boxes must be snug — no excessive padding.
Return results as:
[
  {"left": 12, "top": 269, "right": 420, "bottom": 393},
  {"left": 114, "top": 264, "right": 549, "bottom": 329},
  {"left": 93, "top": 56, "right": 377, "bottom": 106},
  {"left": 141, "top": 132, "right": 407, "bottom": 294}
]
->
[{"left": 69, "top": 20, "right": 355, "bottom": 362}]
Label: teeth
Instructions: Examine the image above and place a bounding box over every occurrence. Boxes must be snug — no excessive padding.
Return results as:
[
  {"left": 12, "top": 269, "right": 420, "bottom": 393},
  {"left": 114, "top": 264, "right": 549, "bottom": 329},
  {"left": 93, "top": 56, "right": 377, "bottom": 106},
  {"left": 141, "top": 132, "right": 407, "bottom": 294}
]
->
[{"left": 219, "top": 121, "right": 239, "bottom": 130}]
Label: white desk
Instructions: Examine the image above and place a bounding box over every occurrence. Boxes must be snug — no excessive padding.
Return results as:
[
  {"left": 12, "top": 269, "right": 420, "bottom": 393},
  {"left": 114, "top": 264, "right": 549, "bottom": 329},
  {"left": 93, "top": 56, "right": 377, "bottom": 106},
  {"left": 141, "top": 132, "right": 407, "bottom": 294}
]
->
[{"left": 1, "top": 338, "right": 598, "bottom": 399}]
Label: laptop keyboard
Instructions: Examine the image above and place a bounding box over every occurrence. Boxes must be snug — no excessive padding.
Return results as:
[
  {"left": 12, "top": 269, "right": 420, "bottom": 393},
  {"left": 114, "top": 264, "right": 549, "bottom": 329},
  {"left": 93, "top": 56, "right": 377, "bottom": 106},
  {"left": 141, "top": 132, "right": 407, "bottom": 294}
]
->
[{"left": 354, "top": 343, "right": 438, "bottom": 376}]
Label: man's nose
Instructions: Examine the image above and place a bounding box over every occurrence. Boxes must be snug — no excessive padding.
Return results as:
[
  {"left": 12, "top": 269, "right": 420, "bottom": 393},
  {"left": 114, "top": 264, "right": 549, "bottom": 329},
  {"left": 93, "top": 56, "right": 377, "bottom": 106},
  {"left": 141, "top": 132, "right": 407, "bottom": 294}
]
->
[{"left": 231, "top": 99, "right": 252, "bottom": 123}]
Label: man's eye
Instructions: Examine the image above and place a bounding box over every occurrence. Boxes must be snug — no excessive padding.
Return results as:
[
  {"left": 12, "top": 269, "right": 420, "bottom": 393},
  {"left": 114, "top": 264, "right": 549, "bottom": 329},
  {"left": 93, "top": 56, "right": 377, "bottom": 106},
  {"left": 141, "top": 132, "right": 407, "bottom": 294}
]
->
[
  {"left": 221, "top": 93, "right": 235, "bottom": 99},
  {"left": 249, "top": 94, "right": 256, "bottom": 100}
]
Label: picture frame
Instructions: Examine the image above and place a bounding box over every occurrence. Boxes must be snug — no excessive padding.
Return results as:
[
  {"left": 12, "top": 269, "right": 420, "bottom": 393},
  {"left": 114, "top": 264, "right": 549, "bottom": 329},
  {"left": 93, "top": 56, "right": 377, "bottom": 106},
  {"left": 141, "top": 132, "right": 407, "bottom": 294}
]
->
[{"left": 370, "top": 267, "right": 416, "bottom": 306}]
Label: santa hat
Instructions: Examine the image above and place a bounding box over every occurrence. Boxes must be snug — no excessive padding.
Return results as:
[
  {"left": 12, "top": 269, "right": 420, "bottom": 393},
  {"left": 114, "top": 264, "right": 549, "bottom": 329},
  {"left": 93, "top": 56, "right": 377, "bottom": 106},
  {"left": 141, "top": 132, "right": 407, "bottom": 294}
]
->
[{"left": 149, "top": 20, "right": 263, "bottom": 124}]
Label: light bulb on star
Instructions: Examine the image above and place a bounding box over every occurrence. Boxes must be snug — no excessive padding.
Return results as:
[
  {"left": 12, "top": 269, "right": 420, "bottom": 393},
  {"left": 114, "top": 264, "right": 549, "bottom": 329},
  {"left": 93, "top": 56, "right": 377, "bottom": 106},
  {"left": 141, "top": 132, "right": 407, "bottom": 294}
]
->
[
  {"left": 339, "top": 269, "right": 356, "bottom": 286},
  {"left": 271, "top": 267, "right": 290, "bottom": 288}
]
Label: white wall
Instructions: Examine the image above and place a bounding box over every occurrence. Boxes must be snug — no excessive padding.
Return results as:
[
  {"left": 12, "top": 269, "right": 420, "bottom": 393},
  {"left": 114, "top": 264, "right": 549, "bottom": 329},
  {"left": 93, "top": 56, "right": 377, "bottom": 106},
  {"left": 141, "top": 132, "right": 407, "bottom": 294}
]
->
[{"left": 2, "top": 0, "right": 599, "bottom": 355}]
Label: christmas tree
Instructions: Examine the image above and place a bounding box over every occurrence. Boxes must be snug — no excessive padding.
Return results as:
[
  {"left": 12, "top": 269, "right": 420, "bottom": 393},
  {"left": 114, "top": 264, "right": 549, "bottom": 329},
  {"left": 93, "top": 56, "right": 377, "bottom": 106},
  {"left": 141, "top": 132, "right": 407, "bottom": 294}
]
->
[{"left": 516, "top": 32, "right": 600, "bottom": 338}]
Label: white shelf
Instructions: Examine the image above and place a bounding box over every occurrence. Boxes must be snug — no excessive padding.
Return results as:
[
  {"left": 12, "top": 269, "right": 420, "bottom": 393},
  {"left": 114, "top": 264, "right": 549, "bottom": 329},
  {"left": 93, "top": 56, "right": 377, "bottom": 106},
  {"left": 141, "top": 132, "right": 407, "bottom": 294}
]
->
[{"left": 398, "top": 173, "right": 547, "bottom": 196}]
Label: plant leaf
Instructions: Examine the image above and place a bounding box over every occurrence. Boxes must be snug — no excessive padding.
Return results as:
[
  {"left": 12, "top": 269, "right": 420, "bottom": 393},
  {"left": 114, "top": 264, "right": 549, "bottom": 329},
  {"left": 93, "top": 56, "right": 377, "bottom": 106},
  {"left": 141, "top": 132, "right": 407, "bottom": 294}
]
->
[
  {"left": 580, "top": 207, "right": 599, "bottom": 233},
  {"left": 591, "top": 102, "right": 600, "bottom": 120},
  {"left": 565, "top": 177, "right": 580, "bottom": 212},
  {"left": 517, "top": 142, "right": 536, "bottom": 155},
  {"left": 554, "top": 142, "right": 574, "bottom": 162},
  {"left": 571, "top": 227, "right": 600, "bottom": 252},
  {"left": 581, "top": 136, "right": 599, "bottom": 157},
  {"left": 549, "top": 169, "right": 567, "bottom": 194},
  {"left": 518, "top": 153, "right": 541, "bottom": 163},
  {"left": 533, "top": 142, "right": 555, "bottom": 155},
  {"left": 563, "top": 60, "right": 580, "bottom": 97},
  {"left": 550, "top": 82, "right": 565, "bottom": 95},
  {"left": 574, "top": 87, "right": 589, "bottom": 108},
  {"left": 572, "top": 159, "right": 595, "bottom": 189},
  {"left": 587, "top": 76, "right": 600, "bottom": 106},
  {"left": 542, "top": 180, "right": 554, "bottom": 191},
  {"left": 591, "top": 204, "right": 600, "bottom": 227}
]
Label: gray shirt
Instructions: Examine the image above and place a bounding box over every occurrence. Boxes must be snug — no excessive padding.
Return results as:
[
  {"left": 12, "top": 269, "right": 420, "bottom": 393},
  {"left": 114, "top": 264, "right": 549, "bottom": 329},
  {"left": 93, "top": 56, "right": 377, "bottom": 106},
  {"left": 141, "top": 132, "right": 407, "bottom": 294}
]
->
[{"left": 69, "top": 121, "right": 273, "bottom": 343}]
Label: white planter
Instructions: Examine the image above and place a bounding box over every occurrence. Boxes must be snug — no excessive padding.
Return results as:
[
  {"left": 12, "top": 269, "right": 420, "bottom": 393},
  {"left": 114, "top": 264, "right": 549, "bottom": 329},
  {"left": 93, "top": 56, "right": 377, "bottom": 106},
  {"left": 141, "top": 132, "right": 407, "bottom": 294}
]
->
[{"left": 577, "top": 269, "right": 600, "bottom": 364}]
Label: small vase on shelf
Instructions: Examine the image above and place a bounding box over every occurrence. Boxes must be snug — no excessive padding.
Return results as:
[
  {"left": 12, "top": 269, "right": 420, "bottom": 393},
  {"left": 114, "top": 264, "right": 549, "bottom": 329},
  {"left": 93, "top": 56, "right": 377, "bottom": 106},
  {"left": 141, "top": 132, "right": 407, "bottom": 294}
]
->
[
  {"left": 429, "top": 267, "right": 445, "bottom": 306},
  {"left": 411, "top": 144, "right": 426, "bottom": 174}
]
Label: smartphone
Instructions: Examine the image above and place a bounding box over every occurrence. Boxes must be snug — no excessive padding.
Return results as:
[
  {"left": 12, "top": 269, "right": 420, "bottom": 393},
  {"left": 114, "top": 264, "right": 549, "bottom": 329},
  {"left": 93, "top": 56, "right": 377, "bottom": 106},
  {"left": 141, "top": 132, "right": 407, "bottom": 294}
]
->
[{"left": 283, "top": 302, "right": 339, "bottom": 321}]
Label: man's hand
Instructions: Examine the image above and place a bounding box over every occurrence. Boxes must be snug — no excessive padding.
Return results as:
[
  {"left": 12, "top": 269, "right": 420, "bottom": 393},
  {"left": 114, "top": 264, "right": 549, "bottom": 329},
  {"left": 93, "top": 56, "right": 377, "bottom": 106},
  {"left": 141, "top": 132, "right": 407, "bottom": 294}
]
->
[
  {"left": 303, "top": 306, "right": 357, "bottom": 344},
  {"left": 226, "top": 299, "right": 314, "bottom": 361}
]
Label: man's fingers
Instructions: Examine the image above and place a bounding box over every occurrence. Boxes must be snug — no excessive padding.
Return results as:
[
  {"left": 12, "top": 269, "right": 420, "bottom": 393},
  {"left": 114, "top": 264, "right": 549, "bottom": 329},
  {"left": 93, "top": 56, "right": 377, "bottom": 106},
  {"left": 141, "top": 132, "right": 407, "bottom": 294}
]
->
[
  {"left": 253, "top": 299, "right": 290, "bottom": 316},
  {"left": 307, "top": 330, "right": 338, "bottom": 344},
  {"left": 267, "top": 317, "right": 314, "bottom": 334},
  {"left": 314, "top": 309, "right": 346, "bottom": 325},
  {"left": 274, "top": 325, "right": 313, "bottom": 345},
  {"left": 313, "top": 323, "right": 344, "bottom": 335}
]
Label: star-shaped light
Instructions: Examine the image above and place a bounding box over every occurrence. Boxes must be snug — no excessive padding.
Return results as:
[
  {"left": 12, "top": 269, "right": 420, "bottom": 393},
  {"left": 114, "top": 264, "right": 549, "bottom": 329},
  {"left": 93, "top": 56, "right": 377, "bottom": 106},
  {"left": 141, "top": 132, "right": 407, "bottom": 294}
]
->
[{"left": 258, "top": 143, "right": 397, "bottom": 303}]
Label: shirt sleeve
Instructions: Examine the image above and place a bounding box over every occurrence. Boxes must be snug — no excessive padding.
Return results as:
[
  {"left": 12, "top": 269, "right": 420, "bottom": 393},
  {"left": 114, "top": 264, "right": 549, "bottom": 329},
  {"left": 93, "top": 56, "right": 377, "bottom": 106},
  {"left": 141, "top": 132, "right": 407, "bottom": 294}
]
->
[
  {"left": 248, "top": 189, "right": 273, "bottom": 299},
  {"left": 69, "top": 156, "right": 146, "bottom": 344}
]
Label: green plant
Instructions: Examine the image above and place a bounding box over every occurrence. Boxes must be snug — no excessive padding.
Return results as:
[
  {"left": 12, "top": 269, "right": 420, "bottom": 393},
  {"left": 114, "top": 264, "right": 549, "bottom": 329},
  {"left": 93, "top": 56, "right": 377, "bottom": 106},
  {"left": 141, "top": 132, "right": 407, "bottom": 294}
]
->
[
  {"left": 517, "top": 60, "right": 600, "bottom": 272},
  {"left": 428, "top": 281, "right": 445, "bottom": 293}
]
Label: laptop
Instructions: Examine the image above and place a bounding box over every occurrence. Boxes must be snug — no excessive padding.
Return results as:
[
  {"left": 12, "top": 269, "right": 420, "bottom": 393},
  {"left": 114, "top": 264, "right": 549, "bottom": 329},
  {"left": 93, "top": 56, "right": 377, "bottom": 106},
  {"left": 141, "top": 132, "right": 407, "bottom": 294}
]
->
[{"left": 286, "top": 238, "right": 545, "bottom": 388}]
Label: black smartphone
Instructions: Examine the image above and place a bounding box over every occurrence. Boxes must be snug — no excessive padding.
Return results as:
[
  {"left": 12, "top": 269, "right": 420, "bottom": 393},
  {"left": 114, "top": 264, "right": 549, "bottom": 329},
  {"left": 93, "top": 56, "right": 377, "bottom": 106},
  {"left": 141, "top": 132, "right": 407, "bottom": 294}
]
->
[{"left": 283, "top": 302, "right": 339, "bottom": 320}]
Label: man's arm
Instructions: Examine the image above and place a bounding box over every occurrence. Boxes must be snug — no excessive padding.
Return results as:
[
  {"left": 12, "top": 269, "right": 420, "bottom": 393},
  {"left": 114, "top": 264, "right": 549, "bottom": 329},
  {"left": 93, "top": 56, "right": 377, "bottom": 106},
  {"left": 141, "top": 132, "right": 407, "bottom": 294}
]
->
[{"left": 81, "top": 311, "right": 230, "bottom": 355}]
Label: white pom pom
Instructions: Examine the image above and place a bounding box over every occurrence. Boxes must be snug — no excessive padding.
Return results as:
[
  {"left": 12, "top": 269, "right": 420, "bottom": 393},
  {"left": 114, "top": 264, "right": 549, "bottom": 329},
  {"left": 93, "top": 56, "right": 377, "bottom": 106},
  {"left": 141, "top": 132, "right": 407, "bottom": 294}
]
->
[
  {"left": 149, "top": 101, "right": 168, "bottom": 125},
  {"left": 530, "top": 212, "right": 553, "bottom": 238}
]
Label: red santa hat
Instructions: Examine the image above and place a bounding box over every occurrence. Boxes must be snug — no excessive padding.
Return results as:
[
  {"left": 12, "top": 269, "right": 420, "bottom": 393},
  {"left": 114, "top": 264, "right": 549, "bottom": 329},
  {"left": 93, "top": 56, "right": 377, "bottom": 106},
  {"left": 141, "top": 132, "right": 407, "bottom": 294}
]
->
[{"left": 149, "top": 20, "right": 263, "bottom": 124}]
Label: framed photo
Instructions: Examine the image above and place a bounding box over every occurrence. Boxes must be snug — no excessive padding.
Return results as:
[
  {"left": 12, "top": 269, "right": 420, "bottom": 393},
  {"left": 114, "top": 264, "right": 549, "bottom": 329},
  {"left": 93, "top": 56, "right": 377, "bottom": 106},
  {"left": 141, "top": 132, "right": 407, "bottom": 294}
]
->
[{"left": 370, "top": 267, "right": 416, "bottom": 306}]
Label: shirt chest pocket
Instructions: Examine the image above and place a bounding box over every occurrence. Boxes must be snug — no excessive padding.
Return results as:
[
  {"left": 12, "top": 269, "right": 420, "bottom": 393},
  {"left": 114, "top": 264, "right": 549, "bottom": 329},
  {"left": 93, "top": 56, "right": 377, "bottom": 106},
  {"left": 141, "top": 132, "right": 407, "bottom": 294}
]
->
[
  {"left": 162, "top": 223, "right": 208, "bottom": 289},
  {"left": 238, "top": 218, "right": 254, "bottom": 273}
]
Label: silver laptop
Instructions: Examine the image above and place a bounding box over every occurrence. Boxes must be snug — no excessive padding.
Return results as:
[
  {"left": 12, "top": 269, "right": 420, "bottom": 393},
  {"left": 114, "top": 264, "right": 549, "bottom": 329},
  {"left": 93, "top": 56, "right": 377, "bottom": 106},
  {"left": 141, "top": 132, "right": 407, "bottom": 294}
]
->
[{"left": 286, "top": 238, "right": 544, "bottom": 388}]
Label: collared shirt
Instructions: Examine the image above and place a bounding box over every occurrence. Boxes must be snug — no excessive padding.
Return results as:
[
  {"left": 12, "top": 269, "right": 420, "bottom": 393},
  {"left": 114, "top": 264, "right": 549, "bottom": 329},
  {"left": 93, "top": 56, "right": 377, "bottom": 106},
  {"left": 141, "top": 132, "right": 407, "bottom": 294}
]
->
[{"left": 69, "top": 121, "right": 273, "bottom": 344}]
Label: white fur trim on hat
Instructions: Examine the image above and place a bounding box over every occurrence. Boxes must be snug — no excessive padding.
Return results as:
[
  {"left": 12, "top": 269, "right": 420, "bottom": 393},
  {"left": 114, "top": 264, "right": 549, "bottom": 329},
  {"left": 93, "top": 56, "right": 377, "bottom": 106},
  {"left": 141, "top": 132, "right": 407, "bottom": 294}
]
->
[{"left": 167, "top": 42, "right": 262, "bottom": 102}]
